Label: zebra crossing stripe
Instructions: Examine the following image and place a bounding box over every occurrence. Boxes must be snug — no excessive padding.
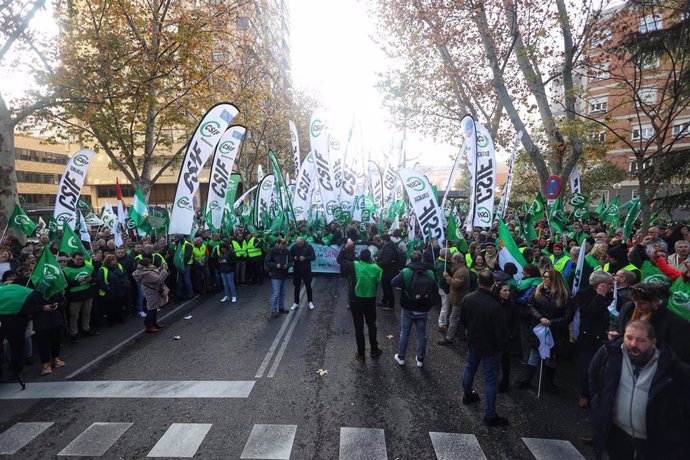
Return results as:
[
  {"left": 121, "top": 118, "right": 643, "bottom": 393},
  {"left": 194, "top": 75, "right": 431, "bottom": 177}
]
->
[
  {"left": 339, "top": 427, "right": 387, "bottom": 460},
  {"left": 147, "top": 423, "right": 212, "bottom": 458},
  {"left": 0, "top": 380, "right": 255, "bottom": 399},
  {"left": 0, "top": 422, "right": 54, "bottom": 455},
  {"left": 429, "top": 432, "right": 487, "bottom": 460},
  {"left": 58, "top": 422, "right": 132, "bottom": 456},
  {"left": 522, "top": 437, "right": 585, "bottom": 460},
  {"left": 240, "top": 424, "right": 297, "bottom": 459}
]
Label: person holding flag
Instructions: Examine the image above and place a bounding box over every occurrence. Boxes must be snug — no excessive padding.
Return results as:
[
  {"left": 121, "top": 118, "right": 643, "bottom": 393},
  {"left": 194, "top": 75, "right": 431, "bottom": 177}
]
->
[{"left": 63, "top": 252, "right": 97, "bottom": 343}]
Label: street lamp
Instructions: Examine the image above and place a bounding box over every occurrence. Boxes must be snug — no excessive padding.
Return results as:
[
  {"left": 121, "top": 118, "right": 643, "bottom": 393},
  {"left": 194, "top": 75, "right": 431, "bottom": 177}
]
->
[{"left": 613, "top": 182, "right": 621, "bottom": 197}]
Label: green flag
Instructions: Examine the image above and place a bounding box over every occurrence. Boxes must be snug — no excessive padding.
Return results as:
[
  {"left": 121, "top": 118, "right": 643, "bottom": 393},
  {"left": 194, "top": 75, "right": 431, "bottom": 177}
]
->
[
  {"left": 173, "top": 242, "right": 186, "bottom": 272},
  {"left": 77, "top": 198, "right": 92, "bottom": 214},
  {"left": 446, "top": 214, "right": 469, "bottom": 252},
  {"left": 526, "top": 193, "right": 546, "bottom": 223},
  {"left": 48, "top": 216, "right": 59, "bottom": 241},
  {"left": 569, "top": 193, "right": 589, "bottom": 222},
  {"left": 59, "top": 221, "right": 88, "bottom": 255},
  {"left": 601, "top": 195, "right": 621, "bottom": 225},
  {"left": 128, "top": 186, "right": 151, "bottom": 234},
  {"left": 8, "top": 203, "right": 36, "bottom": 236},
  {"left": 31, "top": 247, "right": 68, "bottom": 299},
  {"left": 594, "top": 194, "right": 607, "bottom": 215},
  {"left": 622, "top": 197, "right": 641, "bottom": 243},
  {"left": 650, "top": 209, "right": 661, "bottom": 226},
  {"left": 548, "top": 196, "right": 568, "bottom": 234}
]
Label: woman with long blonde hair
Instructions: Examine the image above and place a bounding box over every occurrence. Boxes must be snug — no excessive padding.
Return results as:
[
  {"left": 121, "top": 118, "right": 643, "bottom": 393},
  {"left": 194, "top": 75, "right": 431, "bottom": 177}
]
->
[{"left": 516, "top": 269, "right": 574, "bottom": 392}]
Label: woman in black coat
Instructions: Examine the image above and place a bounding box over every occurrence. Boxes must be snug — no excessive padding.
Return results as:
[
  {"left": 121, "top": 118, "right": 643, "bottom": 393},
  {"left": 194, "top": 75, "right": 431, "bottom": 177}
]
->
[
  {"left": 573, "top": 270, "right": 613, "bottom": 408},
  {"left": 27, "top": 292, "right": 67, "bottom": 376},
  {"left": 493, "top": 281, "right": 518, "bottom": 392},
  {"left": 218, "top": 242, "right": 237, "bottom": 303}
]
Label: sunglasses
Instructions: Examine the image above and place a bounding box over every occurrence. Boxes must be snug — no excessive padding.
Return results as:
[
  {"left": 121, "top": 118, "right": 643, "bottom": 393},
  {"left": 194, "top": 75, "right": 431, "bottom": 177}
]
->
[{"left": 542, "top": 275, "right": 550, "bottom": 279}]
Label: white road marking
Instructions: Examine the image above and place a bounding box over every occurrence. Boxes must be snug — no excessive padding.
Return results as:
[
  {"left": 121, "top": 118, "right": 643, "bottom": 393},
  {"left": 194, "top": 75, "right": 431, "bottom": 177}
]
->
[
  {"left": 522, "top": 437, "right": 585, "bottom": 460},
  {"left": 58, "top": 422, "right": 131, "bottom": 456},
  {"left": 429, "top": 432, "right": 487, "bottom": 460},
  {"left": 0, "top": 422, "right": 54, "bottom": 455},
  {"left": 267, "top": 304, "right": 304, "bottom": 378},
  {"left": 240, "top": 424, "right": 297, "bottom": 459},
  {"left": 66, "top": 295, "right": 200, "bottom": 379},
  {"left": 0, "top": 380, "right": 254, "bottom": 399},
  {"left": 255, "top": 285, "right": 306, "bottom": 378},
  {"left": 339, "top": 427, "right": 387, "bottom": 460},
  {"left": 147, "top": 423, "right": 212, "bottom": 458}
]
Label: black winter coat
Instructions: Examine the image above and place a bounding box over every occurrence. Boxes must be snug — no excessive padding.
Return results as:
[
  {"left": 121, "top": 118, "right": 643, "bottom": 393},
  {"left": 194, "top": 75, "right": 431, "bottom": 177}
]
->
[
  {"left": 377, "top": 241, "right": 399, "bottom": 278},
  {"left": 266, "top": 247, "right": 291, "bottom": 280},
  {"left": 218, "top": 246, "right": 237, "bottom": 273},
  {"left": 527, "top": 287, "right": 575, "bottom": 344},
  {"left": 574, "top": 287, "right": 611, "bottom": 350},
  {"left": 289, "top": 243, "right": 316, "bottom": 274},
  {"left": 589, "top": 340, "right": 690, "bottom": 459},
  {"left": 459, "top": 288, "right": 510, "bottom": 358}
]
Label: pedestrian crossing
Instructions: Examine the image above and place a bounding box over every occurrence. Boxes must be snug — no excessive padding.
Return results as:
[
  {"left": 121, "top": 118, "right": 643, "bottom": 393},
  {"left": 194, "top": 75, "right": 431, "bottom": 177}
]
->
[{"left": 0, "top": 421, "right": 587, "bottom": 458}]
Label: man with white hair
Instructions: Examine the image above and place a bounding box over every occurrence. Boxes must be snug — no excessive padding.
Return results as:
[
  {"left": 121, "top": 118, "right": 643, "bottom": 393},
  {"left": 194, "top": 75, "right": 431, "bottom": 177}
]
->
[{"left": 669, "top": 240, "right": 689, "bottom": 270}]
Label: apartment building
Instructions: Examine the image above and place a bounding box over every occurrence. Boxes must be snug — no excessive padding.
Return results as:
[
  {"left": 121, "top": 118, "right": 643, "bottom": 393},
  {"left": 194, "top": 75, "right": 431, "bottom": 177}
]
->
[{"left": 583, "top": 1, "right": 690, "bottom": 203}]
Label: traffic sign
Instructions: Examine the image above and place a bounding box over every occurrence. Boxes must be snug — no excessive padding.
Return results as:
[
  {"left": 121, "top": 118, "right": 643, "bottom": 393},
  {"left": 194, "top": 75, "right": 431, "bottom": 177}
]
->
[{"left": 545, "top": 176, "right": 562, "bottom": 200}]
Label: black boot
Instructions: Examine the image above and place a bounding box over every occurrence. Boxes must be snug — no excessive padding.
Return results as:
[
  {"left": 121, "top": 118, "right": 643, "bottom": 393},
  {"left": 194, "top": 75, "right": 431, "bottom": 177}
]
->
[
  {"left": 516, "top": 365, "right": 536, "bottom": 389},
  {"left": 543, "top": 366, "right": 558, "bottom": 393}
]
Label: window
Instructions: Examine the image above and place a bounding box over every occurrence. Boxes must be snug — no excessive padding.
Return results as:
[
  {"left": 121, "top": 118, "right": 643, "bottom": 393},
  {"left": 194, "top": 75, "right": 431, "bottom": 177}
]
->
[
  {"left": 672, "top": 121, "right": 690, "bottom": 138},
  {"left": 640, "top": 14, "right": 663, "bottom": 33},
  {"left": 589, "top": 96, "right": 608, "bottom": 114},
  {"left": 15, "top": 148, "right": 69, "bottom": 164},
  {"left": 591, "top": 62, "right": 610, "bottom": 82},
  {"left": 591, "top": 29, "right": 611, "bottom": 47},
  {"left": 637, "top": 86, "right": 657, "bottom": 106},
  {"left": 630, "top": 160, "right": 651, "bottom": 173},
  {"left": 97, "top": 185, "right": 134, "bottom": 198},
  {"left": 632, "top": 126, "right": 654, "bottom": 141},
  {"left": 631, "top": 189, "right": 639, "bottom": 199},
  {"left": 639, "top": 53, "right": 660, "bottom": 70}
]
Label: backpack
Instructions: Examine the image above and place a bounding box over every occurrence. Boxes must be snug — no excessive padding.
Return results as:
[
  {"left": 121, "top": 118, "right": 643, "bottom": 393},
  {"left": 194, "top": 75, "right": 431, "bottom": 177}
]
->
[{"left": 406, "top": 268, "right": 435, "bottom": 307}]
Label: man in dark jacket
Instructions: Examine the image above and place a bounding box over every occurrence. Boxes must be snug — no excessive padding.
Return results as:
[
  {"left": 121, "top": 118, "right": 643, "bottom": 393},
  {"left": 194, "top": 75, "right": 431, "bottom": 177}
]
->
[
  {"left": 459, "top": 270, "right": 511, "bottom": 427},
  {"left": 376, "top": 233, "right": 399, "bottom": 310},
  {"left": 62, "top": 252, "right": 96, "bottom": 343},
  {"left": 266, "top": 239, "right": 292, "bottom": 318},
  {"left": 609, "top": 283, "right": 690, "bottom": 364},
  {"left": 0, "top": 285, "right": 46, "bottom": 380},
  {"left": 289, "top": 237, "right": 316, "bottom": 310},
  {"left": 391, "top": 251, "right": 436, "bottom": 368},
  {"left": 589, "top": 320, "right": 690, "bottom": 460}
]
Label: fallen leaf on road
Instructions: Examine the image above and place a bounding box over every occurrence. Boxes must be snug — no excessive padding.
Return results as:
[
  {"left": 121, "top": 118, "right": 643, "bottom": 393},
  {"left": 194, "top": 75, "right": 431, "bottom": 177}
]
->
[
  {"left": 184, "top": 315, "right": 192, "bottom": 320},
  {"left": 173, "top": 336, "right": 181, "bottom": 340},
  {"left": 317, "top": 369, "right": 328, "bottom": 377},
  {"left": 387, "top": 334, "right": 394, "bottom": 339}
]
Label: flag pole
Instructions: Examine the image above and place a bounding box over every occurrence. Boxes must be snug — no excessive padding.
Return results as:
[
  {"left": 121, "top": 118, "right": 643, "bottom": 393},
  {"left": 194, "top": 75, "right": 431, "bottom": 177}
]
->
[
  {"left": 537, "top": 359, "right": 544, "bottom": 399},
  {"left": 0, "top": 222, "right": 8, "bottom": 243}
]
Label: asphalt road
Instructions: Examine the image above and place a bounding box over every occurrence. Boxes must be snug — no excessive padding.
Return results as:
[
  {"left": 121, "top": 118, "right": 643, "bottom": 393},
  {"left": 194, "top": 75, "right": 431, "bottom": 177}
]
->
[{"left": 1, "top": 276, "right": 595, "bottom": 459}]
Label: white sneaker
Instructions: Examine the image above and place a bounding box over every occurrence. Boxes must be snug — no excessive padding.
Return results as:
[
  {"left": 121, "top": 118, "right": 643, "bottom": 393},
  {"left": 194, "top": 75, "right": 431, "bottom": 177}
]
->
[
  {"left": 138, "top": 311, "right": 147, "bottom": 318},
  {"left": 416, "top": 356, "right": 424, "bottom": 368},
  {"left": 220, "top": 296, "right": 229, "bottom": 302},
  {"left": 394, "top": 354, "right": 405, "bottom": 366},
  {"left": 231, "top": 297, "right": 237, "bottom": 303},
  {"left": 309, "top": 302, "right": 315, "bottom": 310},
  {"left": 290, "top": 303, "right": 299, "bottom": 310}
]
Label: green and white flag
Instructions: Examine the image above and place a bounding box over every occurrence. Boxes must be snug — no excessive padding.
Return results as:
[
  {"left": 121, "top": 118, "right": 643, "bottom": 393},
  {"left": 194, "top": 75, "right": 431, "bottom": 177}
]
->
[
  {"left": 53, "top": 148, "right": 95, "bottom": 228},
  {"left": 254, "top": 174, "right": 276, "bottom": 229},
  {"left": 59, "top": 221, "right": 88, "bottom": 255},
  {"left": 446, "top": 214, "right": 469, "bottom": 252},
  {"left": 35, "top": 216, "right": 47, "bottom": 236},
  {"left": 31, "top": 247, "right": 68, "bottom": 299},
  {"left": 8, "top": 203, "right": 36, "bottom": 237},
  {"left": 497, "top": 218, "right": 527, "bottom": 282},
  {"left": 169, "top": 103, "right": 239, "bottom": 235},
  {"left": 293, "top": 151, "right": 316, "bottom": 221},
  {"left": 48, "top": 216, "right": 59, "bottom": 241},
  {"left": 601, "top": 195, "right": 621, "bottom": 225},
  {"left": 206, "top": 125, "right": 246, "bottom": 230},
  {"left": 309, "top": 108, "right": 338, "bottom": 224},
  {"left": 526, "top": 193, "right": 546, "bottom": 223},
  {"left": 569, "top": 193, "right": 589, "bottom": 221},
  {"left": 548, "top": 196, "right": 568, "bottom": 234},
  {"left": 571, "top": 240, "right": 588, "bottom": 295},
  {"left": 466, "top": 117, "right": 496, "bottom": 230},
  {"left": 100, "top": 203, "right": 117, "bottom": 228},
  {"left": 221, "top": 173, "right": 241, "bottom": 233},
  {"left": 594, "top": 194, "right": 607, "bottom": 215},
  {"left": 622, "top": 197, "right": 641, "bottom": 243},
  {"left": 398, "top": 168, "right": 445, "bottom": 244},
  {"left": 128, "top": 186, "right": 150, "bottom": 234}
]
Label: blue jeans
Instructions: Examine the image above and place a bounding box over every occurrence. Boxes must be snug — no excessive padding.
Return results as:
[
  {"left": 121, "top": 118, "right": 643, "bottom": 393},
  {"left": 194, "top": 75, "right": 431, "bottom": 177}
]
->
[
  {"left": 144, "top": 309, "right": 157, "bottom": 327},
  {"left": 136, "top": 282, "right": 145, "bottom": 313},
  {"left": 463, "top": 349, "right": 501, "bottom": 417},
  {"left": 397, "top": 309, "right": 428, "bottom": 361},
  {"left": 176, "top": 265, "right": 193, "bottom": 297},
  {"left": 270, "top": 278, "right": 286, "bottom": 314},
  {"left": 220, "top": 272, "right": 236, "bottom": 299}
]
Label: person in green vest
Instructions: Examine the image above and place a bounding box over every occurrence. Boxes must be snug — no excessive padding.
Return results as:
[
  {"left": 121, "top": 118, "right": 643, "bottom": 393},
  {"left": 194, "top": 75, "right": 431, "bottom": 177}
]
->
[
  {"left": 549, "top": 243, "right": 573, "bottom": 280},
  {"left": 246, "top": 232, "right": 264, "bottom": 285},
  {"left": 95, "top": 253, "right": 127, "bottom": 326},
  {"left": 651, "top": 251, "right": 690, "bottom": 323},
  {"left": 206, "top": 233, "right": 222, "bottom": 290},
  {"left": 339, "top": 244, "right": 383, "bottom": 361},
  {"left": 232, "top": 232, "right": 248, "bottom": 286},
  {"left": 191, "top": 237, "right": 209, "bottom": 294},
  {"left": 63, "top": 252, "right": 96, "bottom": 343},
  {"left": 175, "top": 237, "right": 194, "bottom": 299}
]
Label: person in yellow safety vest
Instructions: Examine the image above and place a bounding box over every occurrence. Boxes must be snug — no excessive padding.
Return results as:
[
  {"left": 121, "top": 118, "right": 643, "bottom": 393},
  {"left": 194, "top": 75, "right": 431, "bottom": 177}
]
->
[
  {"left": 95, "top": 253, "right": 128, "bottom": 326},
  {"left": 246, "top": 232, "right": 264, "bottom": 285},
  {"left": 603, "top": 243, "right": 639, "bottom": 277},
  {"left": 233, "top": 233, "right": 248, "bottom": 285},
  {"left": 549, "top": 243, "right": 573, "bottom": 280},
  {"left": 191, "top": 237, "right": 210, "bottom": 294},
  {"left": 175, "top": 238, "right": 195, "bottom": 299}
]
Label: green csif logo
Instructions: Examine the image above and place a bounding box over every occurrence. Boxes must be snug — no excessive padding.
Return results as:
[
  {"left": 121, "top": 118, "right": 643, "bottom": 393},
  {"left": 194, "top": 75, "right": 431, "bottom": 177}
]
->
[
  {"left": 72, "top": 154, "right": 90, "bottom": 167},
  {"left": 310, "top": 119, "right": 325, "bottom": 138},
  {"left": 201, "top": 121, "right": 221, "bottom": 137},
  {"left": 177, "top": 197, "right": 191, "bottom": 209},
  {"left": 406, "top": 176, "right": 425, "bottom": 192},
  {"left": 477, "top": 206, "right": 491, "bottom": 224}
]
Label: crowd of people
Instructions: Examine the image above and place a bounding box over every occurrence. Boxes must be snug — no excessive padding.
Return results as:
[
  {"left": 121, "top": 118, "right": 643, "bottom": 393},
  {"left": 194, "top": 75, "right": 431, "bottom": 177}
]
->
[{"left": 2, "top": 213, "right": 690, "bottom": 459}]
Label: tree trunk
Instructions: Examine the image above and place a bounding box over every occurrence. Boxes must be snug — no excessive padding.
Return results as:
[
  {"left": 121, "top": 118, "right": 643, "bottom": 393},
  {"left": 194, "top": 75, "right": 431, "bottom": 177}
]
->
[{"left": 0, "top": 93, "right": 17, "bottom": 231}]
